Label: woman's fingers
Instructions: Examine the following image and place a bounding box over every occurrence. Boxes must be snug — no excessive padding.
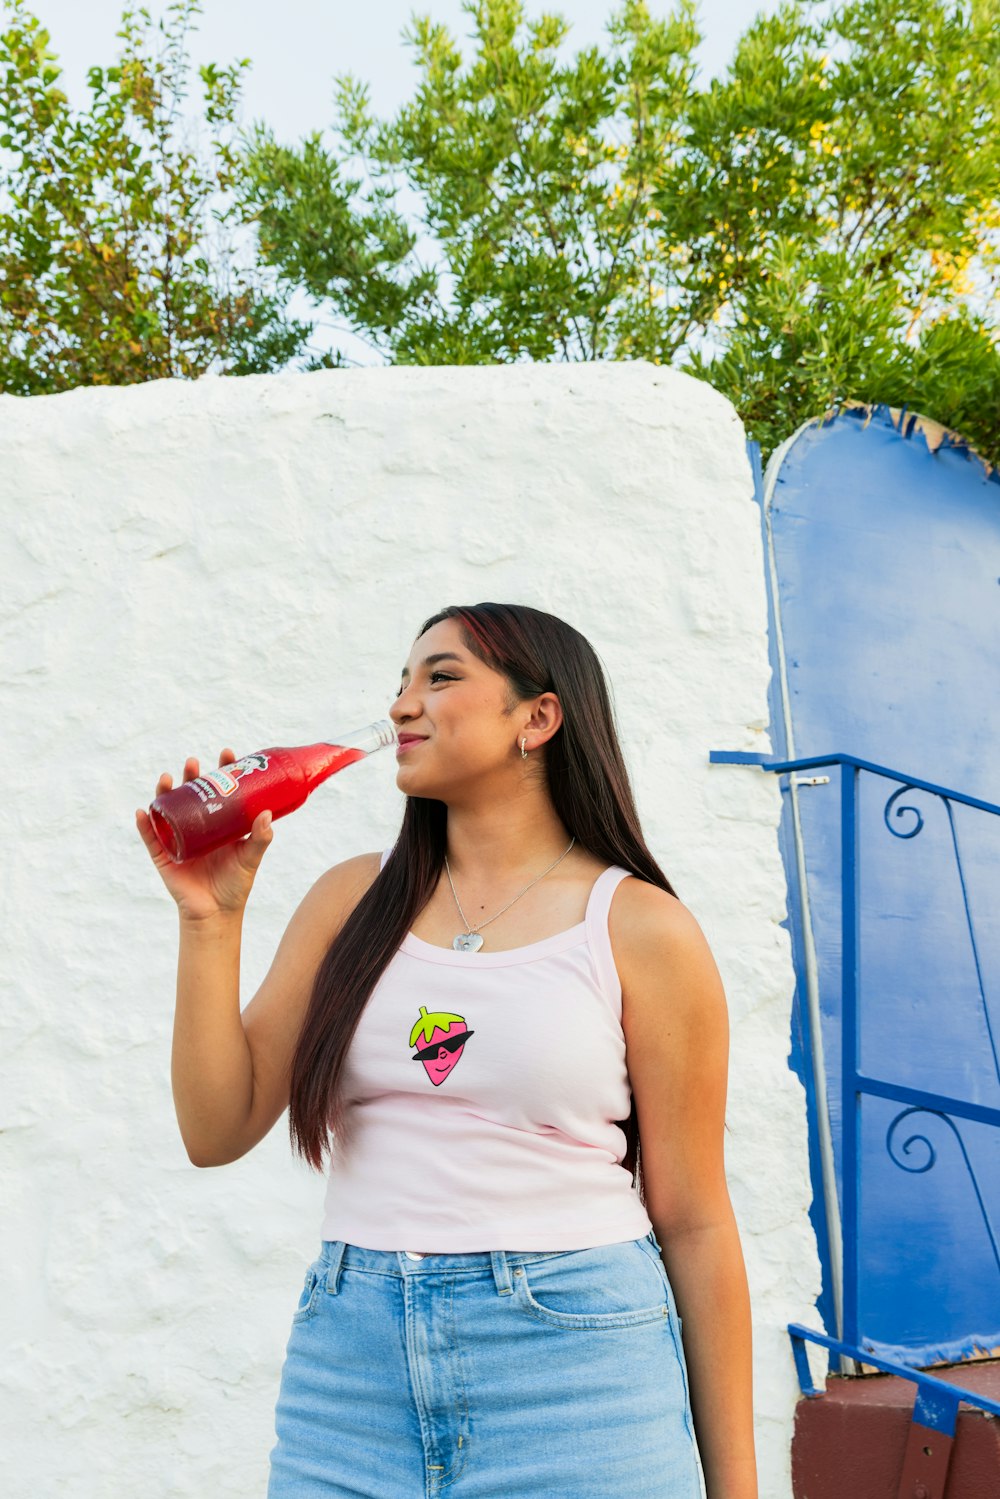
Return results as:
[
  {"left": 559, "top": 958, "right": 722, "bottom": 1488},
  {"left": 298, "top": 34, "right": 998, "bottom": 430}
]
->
[
  {"left": 153, "top": 752, "right": 227, "bottom": 796},
  {"left": 135, "top": 806, "right": 167, "bottom": 861},
  {"left": 141, "top": 751, "right": 238, "bottom": 865},
  {"left": 238, "top": 809, "right": 274, "bottom": 870}
]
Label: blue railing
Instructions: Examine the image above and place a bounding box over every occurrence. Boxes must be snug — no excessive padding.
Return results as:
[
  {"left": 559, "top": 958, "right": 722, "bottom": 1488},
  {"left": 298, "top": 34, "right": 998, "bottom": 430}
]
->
[{"left": 709, "top": 748, "right": 1000, "bottom": 1439}]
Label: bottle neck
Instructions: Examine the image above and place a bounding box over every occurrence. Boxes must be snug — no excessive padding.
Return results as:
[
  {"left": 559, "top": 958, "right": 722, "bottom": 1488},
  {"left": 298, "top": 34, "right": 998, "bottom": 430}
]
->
[{"left": 331, "top": 717, "right": 399, "bottom": 755}]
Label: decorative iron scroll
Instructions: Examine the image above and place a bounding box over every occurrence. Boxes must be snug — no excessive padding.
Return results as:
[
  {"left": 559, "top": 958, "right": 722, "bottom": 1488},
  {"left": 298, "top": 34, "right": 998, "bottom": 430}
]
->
[
  {"left": 883, "top": 782, "right": 924, "bottom": 839},
  {"left": 882, "top": 782, "right": 999, "bottom": 1087},
  {"left": 886, "top": 1106, "right": 1000, "bottom": 1277}
]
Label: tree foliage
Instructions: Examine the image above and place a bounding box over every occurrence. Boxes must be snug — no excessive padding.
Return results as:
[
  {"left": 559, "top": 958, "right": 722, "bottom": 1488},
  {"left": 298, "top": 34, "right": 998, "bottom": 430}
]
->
[
  {"left": 0, "top": 0, "right": 311, "bottom": 393},
  {"left": 238, "top": 0, "right": 1000, "bottom": 464}
]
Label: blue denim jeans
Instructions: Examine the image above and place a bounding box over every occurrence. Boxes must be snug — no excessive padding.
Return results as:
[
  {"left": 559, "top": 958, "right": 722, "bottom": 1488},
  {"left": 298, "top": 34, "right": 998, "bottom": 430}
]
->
[{"left": 266, "top": 1227, "right": 701, "bottom": 1497}]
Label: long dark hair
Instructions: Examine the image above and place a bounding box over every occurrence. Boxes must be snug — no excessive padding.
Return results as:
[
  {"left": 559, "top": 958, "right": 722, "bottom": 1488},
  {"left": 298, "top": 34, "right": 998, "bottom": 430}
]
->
[{"left": 288, "top": 603, "right": 679, "bottom": 1211}]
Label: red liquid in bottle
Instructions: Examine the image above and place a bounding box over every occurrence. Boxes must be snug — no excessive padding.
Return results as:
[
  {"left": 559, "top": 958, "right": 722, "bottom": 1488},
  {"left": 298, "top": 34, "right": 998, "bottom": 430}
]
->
[{"left": 149, "top": 742, "right": 366, "bottom": 863}]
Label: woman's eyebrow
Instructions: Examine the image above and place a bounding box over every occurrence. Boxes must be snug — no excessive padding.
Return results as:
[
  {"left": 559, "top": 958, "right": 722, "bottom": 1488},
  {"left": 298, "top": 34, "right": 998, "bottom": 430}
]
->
[{"left": 399, "top": 652, "right": 466, "bottom": 681}]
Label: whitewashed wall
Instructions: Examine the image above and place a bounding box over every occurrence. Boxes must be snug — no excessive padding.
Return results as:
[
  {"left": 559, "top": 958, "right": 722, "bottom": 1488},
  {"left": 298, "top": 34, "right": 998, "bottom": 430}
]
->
[{"left": 1, "top": 362, "right": 823, "bottom": 1498}]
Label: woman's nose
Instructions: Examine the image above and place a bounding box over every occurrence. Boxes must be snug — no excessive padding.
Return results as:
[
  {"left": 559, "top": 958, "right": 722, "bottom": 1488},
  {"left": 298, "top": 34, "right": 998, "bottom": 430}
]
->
[{"left": 391, "top": 684, "right": 419, "bottom": 719}]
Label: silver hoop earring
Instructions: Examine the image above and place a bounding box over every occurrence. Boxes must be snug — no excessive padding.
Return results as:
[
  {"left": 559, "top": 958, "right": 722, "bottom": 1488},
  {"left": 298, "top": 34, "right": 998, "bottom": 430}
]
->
[{"left": 520, "top": 738, "right": 528, "bottom": 758}]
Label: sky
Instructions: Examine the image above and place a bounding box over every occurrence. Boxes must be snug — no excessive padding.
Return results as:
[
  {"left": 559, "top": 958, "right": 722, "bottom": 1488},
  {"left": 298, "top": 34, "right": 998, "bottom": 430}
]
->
[
  {"left": 30, "top": 1, "right": 780, "bottom": 135},
  {"left": 24, "top": 0, "right": 783, "bottom": 365}
]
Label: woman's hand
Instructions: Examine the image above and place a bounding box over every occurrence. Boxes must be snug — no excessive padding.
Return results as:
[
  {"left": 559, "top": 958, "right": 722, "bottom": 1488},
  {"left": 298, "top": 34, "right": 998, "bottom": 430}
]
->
[{"left": 135, "top": 748, "right": 274, "bottom": 923}]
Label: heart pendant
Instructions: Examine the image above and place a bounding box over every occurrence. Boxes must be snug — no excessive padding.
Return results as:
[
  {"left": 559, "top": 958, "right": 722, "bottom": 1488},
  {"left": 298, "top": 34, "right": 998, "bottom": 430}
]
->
[{"left": 453, "top": 932, "right": 485, "bottom": 952}]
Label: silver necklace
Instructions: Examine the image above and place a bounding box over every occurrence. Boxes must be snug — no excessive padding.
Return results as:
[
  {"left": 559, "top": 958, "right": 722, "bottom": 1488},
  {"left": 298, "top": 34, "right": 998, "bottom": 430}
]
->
[{"left": 444, "top": 837, "right": 577, "bottom": 951}]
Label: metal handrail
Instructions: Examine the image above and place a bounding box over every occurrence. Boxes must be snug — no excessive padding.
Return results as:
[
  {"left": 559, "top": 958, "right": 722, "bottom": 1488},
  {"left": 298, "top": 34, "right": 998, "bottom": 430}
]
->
[
  {"left": 709, "top": 748, "right": 1000, "bottom": 1443},
  {"left": 787, "top": 1324, "right": 1000, "bottom": 1430}
]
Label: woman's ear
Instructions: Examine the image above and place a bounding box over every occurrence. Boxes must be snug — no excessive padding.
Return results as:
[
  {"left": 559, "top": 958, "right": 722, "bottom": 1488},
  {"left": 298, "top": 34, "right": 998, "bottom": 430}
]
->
[{"left": 525, "top": 692, "right": 563, "bottom": 746}]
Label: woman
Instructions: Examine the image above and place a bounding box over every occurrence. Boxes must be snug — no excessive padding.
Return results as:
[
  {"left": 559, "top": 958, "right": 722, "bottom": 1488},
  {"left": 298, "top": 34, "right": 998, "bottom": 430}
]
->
[{"left": 136, "top": 601, "right": 757, "bottom": 1499}]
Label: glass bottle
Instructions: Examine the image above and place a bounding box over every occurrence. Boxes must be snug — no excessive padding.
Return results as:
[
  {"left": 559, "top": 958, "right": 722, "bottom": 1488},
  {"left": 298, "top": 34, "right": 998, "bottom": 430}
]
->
[{"left": 147, "top": 718, "right": 398, "bottom": 864}]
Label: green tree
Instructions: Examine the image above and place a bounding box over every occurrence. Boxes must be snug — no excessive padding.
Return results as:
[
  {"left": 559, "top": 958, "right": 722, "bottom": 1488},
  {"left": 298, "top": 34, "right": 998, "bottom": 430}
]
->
[
  {"left": 0, "top": 0, "right": 312, "bottom": 393},
  {"left": 677, "top": 0, "right": 1000, "bottom": 459},
  {"left": 237, "top": 0, "right": 1000, "bottom": 464}
]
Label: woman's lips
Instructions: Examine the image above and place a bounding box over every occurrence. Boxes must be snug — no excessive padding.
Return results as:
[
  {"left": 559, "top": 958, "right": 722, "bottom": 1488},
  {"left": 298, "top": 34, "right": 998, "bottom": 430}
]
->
[{"left": 396, "top": 737, "right": 427, "bottom": 755}]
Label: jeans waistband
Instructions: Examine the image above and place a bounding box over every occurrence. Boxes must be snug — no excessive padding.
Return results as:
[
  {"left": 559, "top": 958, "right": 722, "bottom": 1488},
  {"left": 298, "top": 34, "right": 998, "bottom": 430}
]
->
[{"left": 316, "top": 1229, "right": 663, "bottom": 1296}]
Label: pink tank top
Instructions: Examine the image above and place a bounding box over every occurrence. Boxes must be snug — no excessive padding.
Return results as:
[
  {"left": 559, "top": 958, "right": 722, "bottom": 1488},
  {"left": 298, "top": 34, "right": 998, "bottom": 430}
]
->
[{"left": 318, "top": 851, "right": 654, "bottom": 1251}]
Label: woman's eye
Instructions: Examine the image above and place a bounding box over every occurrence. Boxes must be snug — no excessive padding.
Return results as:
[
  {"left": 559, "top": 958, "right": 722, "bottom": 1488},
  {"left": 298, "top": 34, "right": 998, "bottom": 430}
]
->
[{"left": 394, "top": 672, "right": 455, "bottom": 699}]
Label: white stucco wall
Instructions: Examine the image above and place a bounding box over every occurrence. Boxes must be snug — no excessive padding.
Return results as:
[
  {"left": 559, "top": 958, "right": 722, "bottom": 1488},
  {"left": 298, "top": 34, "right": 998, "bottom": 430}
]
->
[{"left": 1, "top": 361, "right": 822, "bottom": 1497}]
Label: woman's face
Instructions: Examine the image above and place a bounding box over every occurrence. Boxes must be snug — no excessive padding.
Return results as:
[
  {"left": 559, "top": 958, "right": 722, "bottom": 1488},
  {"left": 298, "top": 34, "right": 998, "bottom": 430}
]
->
[{"left": 390, "top": 618, "right": 531, "bottom": 799}]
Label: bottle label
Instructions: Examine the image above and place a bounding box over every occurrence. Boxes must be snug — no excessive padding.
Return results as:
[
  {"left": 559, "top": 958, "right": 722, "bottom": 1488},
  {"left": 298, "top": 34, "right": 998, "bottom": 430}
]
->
[
  {"left": 201, "top": 767, "right": 240, "bottom": 797},
  {"left": 196, "top": 752, "right": 271, "bottom": 800}
]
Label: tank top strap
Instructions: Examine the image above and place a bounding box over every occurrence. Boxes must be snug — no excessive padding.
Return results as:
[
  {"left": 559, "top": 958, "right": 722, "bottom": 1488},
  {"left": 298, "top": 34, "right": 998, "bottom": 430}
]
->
[
  {"left": 380, "top": 846, "right": 392, "bottom": 871},
  {"left": 585, "top": 865, "right": 635, "bottom": 1020}
]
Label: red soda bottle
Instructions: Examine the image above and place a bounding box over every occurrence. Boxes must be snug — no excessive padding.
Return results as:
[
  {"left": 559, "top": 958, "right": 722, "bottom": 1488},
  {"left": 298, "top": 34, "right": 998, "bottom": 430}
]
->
[{"left": 147, "top": 718, "right": 398, "bottom": 863}]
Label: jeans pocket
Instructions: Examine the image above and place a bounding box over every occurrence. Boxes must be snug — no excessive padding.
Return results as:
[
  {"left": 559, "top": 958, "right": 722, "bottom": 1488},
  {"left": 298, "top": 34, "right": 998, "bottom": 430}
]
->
[
  {"left": 514, "top": 1240, "right": 670, "bottom": 1330},
  {"left": 635, "top": 1231, "right": 671, "bottom": 1288},
  {"left": 291, "top": 1262, "right": 326, "bottom": 1324}
]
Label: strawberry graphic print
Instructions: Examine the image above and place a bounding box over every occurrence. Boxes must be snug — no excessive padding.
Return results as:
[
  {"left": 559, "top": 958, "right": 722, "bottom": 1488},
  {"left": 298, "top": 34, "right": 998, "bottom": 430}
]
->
[{"left": 409, "top": 1004, "right": 475, "bottom": 1087}]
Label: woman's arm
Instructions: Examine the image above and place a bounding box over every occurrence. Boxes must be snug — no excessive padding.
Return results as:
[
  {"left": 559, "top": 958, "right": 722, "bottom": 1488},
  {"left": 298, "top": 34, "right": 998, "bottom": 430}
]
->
[
  {"left": 656, "top": 1209, "right": 756, "bottom": 1499},
  {"left": 136, "top": 748, "right": 380, "bottom": 1168},
  {"left": 614, "top": 881, "right": 757, "bottom": 1499},
  {"left": 173, "top": 853, "right": 382, "bottom": 1166}
]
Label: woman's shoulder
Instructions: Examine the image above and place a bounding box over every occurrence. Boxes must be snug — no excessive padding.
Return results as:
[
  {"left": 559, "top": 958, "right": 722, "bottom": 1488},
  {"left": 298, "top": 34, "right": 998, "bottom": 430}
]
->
[
  {"left": 610, "top": 878, "right": 725, "bottom": 1023},
  {"left": 307, "top": 851, "right": 385, "bottom": 913},
  {"left": 315, "top": 849, "right": 385, "bottom": 878},
  {"left": 609, "top": 875, "right": 701, "bottom": 956}
]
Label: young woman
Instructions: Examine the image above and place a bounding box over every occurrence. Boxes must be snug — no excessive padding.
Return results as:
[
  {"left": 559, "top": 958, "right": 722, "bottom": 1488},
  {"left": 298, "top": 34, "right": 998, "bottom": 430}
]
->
[{"left": 136, "top": 601, "right": 757, "bottom": 1499}]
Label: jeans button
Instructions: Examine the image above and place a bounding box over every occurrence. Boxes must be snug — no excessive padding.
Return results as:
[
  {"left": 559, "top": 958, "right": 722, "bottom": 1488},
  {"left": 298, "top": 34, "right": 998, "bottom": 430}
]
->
[{"left": 404, "top": 1250, "right": 424, "bottom": 1260}]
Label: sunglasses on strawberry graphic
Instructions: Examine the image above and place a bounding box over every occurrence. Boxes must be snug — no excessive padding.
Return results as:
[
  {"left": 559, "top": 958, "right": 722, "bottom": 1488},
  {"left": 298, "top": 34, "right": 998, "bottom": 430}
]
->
[{"left": 412, "top": 1028, "right": 474, "bottom": 1062}]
